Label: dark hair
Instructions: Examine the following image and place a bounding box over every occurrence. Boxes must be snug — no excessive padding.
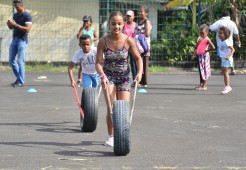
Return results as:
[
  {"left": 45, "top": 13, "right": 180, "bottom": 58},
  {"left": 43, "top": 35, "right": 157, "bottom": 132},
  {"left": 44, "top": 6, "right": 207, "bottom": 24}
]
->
[
  {"left": 219, "top": 26, "right": 230, "bottom": 39},
  {"left": 79, "top": 34, "right": 91, "bottom": 43},
  {"left": 199, "top": 24, "right": 209, "bottom": 33},
  {"left": 83, "top": 15, "right": 92, "bottom": 23},
  {"left": 222, "top": 10, "right": 230, "bottom": 17},
  {"left": 139, "top": 6, "right": 149, "bottom": 14},
  {"left": 108, "top": 11, "right": 124, "bottom": 23},
  {"left": 13, "top": 0, "right": 23, "bottom": 4}
]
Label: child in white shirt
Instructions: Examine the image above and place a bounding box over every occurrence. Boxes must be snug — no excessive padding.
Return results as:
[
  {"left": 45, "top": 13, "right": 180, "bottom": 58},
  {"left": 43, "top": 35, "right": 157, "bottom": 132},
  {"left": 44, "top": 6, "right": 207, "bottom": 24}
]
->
[
  {"left": 218, "top": 26, "right": 235, "bottom": 94},
  {"left": 68, "top": 34, "right": 100, "bottom": 88}
]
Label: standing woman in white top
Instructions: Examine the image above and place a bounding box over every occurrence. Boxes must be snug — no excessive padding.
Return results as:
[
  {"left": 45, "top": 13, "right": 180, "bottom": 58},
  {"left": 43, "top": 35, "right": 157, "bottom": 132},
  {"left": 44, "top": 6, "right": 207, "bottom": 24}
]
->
[{"left": 134, "top": 6, "right": 152, "bottom": 88}]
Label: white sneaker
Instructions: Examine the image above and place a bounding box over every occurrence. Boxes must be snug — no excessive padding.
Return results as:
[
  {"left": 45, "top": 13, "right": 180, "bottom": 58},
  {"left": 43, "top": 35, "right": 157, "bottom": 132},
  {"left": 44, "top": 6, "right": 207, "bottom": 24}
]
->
[
  {"left": 105, "top": 136, "right": 114, "bottom": 147},
  {"left": 221, "top": 86, "right": 232, "bottom": 95}
]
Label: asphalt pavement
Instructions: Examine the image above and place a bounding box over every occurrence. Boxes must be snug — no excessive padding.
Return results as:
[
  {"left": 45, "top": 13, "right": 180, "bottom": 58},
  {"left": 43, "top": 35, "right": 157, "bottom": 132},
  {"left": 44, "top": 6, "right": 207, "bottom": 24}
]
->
[{"left": 0, "top": 70, "right": 246, "bottom": 170}]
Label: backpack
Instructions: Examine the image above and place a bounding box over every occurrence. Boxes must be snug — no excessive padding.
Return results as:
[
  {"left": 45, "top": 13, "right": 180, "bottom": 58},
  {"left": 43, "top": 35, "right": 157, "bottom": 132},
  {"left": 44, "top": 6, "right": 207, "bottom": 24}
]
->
[{"left": 134, "top": 34, "right": 149, "bottom": 55}]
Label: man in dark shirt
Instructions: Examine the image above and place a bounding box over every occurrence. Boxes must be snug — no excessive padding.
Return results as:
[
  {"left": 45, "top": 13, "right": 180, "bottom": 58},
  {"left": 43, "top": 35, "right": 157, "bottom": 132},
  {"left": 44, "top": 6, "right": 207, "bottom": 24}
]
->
[{"left": 7, "top": 0, "right": 32, "bottom": 87}]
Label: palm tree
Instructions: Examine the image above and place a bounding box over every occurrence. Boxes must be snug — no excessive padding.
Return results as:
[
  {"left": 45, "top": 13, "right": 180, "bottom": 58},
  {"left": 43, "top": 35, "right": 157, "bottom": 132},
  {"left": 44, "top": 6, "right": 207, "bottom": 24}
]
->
[
  {"left": 166, "top": 0, "right": 194, "bottom": 9},
  {"left": 165, "top": 0, "right": 198, "bottom": 27},
  {"left": 165, "top": 0, "right": 243, "bottom": 30}
]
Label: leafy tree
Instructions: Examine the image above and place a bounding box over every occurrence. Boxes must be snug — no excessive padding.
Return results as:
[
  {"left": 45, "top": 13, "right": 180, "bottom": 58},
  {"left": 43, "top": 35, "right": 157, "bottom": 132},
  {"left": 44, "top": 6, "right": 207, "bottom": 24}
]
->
[{"left": 152, "top": 0, "right": 246, "bottom": 63}]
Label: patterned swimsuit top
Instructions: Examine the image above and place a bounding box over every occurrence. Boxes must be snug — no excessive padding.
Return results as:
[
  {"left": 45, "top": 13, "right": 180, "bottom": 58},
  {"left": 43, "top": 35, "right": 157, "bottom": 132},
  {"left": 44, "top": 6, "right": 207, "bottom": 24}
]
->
[
  {"left": 135, "top": 19, "right": 146, "bottom": 35},
  {"left": 103, "top": 37, "right": 130, "bottom": 74}
]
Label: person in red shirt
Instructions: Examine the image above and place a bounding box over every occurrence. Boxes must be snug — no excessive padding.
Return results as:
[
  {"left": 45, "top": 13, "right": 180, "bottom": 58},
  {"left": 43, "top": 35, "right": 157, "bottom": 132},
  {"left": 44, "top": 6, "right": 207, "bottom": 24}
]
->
[{"left": 193, "top": 24, "right": 215, "bottom": 90}]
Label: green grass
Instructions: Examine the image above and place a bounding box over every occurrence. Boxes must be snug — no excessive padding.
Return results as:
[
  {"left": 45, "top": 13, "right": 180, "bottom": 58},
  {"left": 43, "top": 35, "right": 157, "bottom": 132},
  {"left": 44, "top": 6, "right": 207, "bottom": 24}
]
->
[
  {"left": 149, "top": 65, "right": 167, "bottom": 73},
  {"left": 25, "top": 64, "right": 72, "bottom": 72},
  {"left": 1, "top": 64, "right": 73, "bottom": 72},
  {"left": 1, "top": 64, "right": 167, "bottom": 73}
]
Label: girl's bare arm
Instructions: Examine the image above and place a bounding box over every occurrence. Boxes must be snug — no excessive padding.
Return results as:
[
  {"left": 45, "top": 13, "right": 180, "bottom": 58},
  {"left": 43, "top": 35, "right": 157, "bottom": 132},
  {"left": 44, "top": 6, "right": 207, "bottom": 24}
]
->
[
  {"left": 93, "top": 29, "right": 98, "bottom": 42},
  {"left": 206, "top": 38, "right": 215, "bottom": 52},
  {"left": 68, "top": 62, "right": 76, "bottom": 87},
  {"left": 77, "top": 27, "right": 83, "bottom": 39},
  {"left": 95, "top": 38, "right": 109, "bottom": 88},
  {"left": 145, "top": 20, "right": 151, "bottom": 38},
  {"left": 226, "top": 46, "right": 235, "bottom": 59}
]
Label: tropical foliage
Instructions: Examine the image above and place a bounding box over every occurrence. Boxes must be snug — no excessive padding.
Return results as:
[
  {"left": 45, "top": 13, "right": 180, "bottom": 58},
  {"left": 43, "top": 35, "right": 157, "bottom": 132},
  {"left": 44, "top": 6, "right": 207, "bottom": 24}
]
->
[
  {"left": 151, "top": 10, "right": 198, "bottom": 63},
  {"left": 166, "top": 0, "right": 194, "bottom": 9},
  {"left": 151, "top": 0, "right": 245, "bottom": 63}
]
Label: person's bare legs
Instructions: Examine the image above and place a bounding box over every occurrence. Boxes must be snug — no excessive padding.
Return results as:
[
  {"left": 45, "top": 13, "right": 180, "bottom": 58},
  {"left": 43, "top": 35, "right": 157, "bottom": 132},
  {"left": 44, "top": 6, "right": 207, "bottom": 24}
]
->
[
  {"left": 202, "top": 80, "right": 207, "bottom": 89},
  {"left": 223, "top": 67, "right": 230, "bottom": 87},
  {"left": 103, "top": 85, "right": 130, "bottom": 146},
  {"left": 103, "top": 85, "right": 116, "bottom": 136},
  {"left": 221, "top": 67, "right": 232, "bottom": 94},
  {"left": 107, "top": 90, "right": 131, "bottom": 135},
  {"left": 231, "top": 58, "right": 235, "bottom": 75}
]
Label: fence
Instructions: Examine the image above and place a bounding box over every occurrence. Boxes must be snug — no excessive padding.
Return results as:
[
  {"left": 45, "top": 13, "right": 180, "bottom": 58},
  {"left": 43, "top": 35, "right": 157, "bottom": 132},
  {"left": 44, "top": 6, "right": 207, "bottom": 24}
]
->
[{"left": 0, "top": 0, "right": 245, "bottom": 67}]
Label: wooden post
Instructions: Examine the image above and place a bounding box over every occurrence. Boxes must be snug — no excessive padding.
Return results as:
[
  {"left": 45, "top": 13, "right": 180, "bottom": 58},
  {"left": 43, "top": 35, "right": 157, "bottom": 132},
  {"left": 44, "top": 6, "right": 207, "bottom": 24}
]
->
[{"left": 192, "top": 0, "right": 197, "bottom": 27}]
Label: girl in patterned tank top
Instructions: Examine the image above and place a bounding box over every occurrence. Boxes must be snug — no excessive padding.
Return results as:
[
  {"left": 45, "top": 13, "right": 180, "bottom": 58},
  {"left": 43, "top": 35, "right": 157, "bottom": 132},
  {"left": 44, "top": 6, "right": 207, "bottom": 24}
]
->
[{"left": 95, "top": 11, "right": 143, "bottom": 147}]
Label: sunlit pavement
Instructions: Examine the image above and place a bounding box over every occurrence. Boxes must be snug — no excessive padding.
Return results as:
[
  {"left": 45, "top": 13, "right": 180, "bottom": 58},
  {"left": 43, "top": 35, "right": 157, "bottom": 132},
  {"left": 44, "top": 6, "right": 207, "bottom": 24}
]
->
[{"left": 0, "top": 71, "right": 246, "bottom": 169}]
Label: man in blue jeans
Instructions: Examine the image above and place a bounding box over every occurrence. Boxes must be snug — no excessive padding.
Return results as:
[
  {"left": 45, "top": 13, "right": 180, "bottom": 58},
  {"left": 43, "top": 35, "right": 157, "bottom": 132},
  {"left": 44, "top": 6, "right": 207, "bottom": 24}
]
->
[{"left": 7, "top": 0, "right": 32, "bottom": 87}]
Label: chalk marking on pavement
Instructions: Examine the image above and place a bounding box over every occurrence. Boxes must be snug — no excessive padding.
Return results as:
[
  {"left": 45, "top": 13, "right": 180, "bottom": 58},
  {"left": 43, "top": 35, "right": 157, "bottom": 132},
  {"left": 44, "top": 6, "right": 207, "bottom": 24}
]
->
[
  {"left": 140, "top": 106, "right": 165, "bottom": 109},
  {"left": 154, "top": 165, "right": 177, "bottom": 169},
  {"left": 192, "top": 167, "right": 208, "bottom": 170},
  {"left": 236, "top": 101, "right": 246, "bottom": 104},
  {"left": 122, "top": 166, "right": 133, "bottom": 169},
  {"left": 207, "top": 125, "right": 220, "bottom": 129},
  {"left": 154, "top": 166, "right": 210, "bottom": 169},
  {"left": 174, "top": 120, "right": 183, "bottom": 123},
  {"left": 40, "top": 166, "right": 52, "bottom": 170},
  {"left": 226, "top": 167, "right": 246, "bottom": 170},
  {"left": 163, "top": 100, "right": 172, "bottom": 103},
  {"left": 1, "top": 155, "right": 14, "bottom": 157},
  {"left": 142, "top": 115, "right": 168, "bottom": 120},
  {"left": 33, "top": 79, "right": 50, "bottom": 82},
  {"left": 59, "top": 158, "right": 89, "bottom": 161},
  {"left": 68, "top": 162, "right": 100, "bottom": 168},
  {"left": 153, "top": 166, "right": 246, "bottom": 170}
]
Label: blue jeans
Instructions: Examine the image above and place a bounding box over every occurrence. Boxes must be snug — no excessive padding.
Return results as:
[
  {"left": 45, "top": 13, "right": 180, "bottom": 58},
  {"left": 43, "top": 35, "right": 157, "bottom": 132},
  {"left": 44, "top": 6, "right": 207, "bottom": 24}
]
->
[
  {"left": 82, "top": 73, "right": 100, "bottom": 88},
  {"left": 9, "top": 39, "right": 27, "bottom": 84},
  {"left": 129, "top": 52, "right": 137, "bottom": 81}
]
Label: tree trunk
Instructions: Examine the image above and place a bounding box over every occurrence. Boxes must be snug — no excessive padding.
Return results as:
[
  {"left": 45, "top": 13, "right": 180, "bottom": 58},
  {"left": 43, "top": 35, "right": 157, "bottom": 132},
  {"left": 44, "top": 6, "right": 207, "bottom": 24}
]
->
[{"left": 228, "top": 0, "right": 242, "bottom": 32}]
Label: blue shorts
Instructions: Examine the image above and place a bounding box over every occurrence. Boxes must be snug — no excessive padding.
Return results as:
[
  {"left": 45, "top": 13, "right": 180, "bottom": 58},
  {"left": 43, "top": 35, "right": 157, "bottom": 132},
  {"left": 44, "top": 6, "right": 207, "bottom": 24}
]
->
[
  {"left": 221, "top": 57, "right": 233, "bottom": 68},
  {"left": 82, "top": 73, "right": 100, "bottom": 88}
]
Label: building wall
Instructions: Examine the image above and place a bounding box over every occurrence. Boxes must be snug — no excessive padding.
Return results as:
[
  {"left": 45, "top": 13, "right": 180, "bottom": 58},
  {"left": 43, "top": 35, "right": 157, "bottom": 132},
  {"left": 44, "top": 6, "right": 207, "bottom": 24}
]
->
[
  {"left": 0, "top": 0, "right": 169, "bottom": 62},
  {"left": 0, "top": 0, "right": 99, "bottom": 62}
]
